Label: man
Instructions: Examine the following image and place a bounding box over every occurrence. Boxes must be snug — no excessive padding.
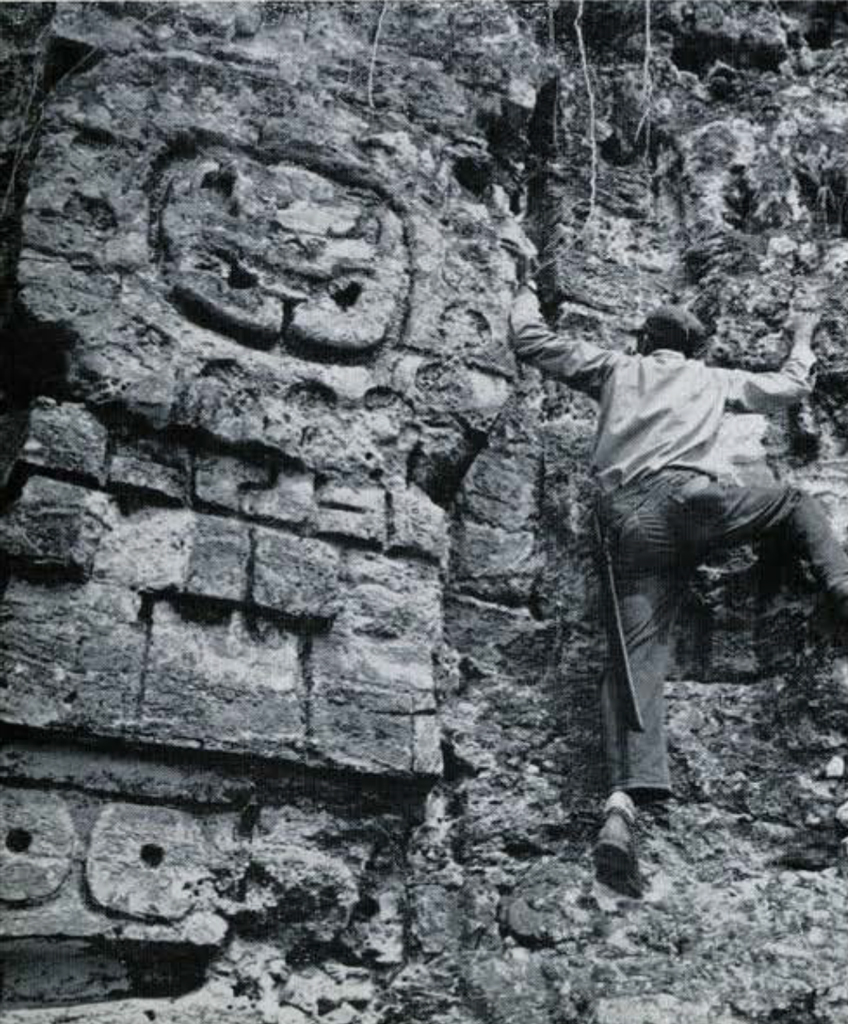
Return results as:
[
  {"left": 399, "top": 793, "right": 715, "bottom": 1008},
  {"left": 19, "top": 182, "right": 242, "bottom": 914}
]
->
[{"left": 508, "top": 273, "right": 848, "bottom": 898}]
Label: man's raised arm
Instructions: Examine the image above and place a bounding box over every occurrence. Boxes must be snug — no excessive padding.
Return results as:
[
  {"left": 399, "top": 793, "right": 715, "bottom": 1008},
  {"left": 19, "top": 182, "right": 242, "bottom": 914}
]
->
[
  {"left": 719, "top": 313, "right": 819, "bottom": 412},
  {"left": 509, "top": 282, "right": 623, "bottom": 396}
]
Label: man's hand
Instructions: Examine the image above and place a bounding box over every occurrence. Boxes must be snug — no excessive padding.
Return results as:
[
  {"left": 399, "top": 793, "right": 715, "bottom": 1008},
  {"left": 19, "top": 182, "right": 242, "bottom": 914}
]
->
[
  {"left": 787, "top": 310, "right": 819, "bottom": 336},
  {"left": 787, "top": 310, "right": 819, "bottom": 354}
]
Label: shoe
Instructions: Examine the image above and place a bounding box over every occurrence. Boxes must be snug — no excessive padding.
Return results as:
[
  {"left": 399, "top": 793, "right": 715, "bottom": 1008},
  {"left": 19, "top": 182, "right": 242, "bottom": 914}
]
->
[{"left": 593, "top": 809, "right": 644, "bottom": 898}]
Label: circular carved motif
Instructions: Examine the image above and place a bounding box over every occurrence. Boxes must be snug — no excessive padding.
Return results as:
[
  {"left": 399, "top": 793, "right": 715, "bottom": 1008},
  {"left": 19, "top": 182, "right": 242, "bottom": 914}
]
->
[
  {"left": 86, "top": 803, "right": 211, "bottom": 921},
  {"left": 0, "top": 790, "right": 76, "bottom": 904}
]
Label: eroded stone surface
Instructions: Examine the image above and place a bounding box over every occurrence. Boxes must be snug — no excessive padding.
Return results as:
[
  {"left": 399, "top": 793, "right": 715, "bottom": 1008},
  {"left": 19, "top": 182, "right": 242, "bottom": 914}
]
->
[
  {"left": 86, "top": 803, "right": 213, "bottom": 921},
  {"left": 240, "top": 840, "right": 358, "bottom": 942},
  {"left": 316, "top": 484, "right": 385, "bottom": 545},
  {"left": 251, "top": 528, "right": 342, "bottom": 620},
  {"left": 0, "top": 991, "right": 259, "bottom": 1024},
  {"left": 0, "top": 477, "right": 113, "bottom": 578},
  {"left": 92, "top": 507, "right": 196, "bottom": 593},
  {"left": 140, "top": 603, "right": 305, "bottom": 755},
  {"left": 0, "top": 790, "right": 76, "bottom": 904},
  {"left": 388, "top": 485, "right": 449, "bottom": 563},
  {"left": 0, "top": 579, "right": 145, "bottom": 732},
  {"left": 108, "top": 434, "right": 190, "bottom": 505},
  {"left": 185, "top": 515, "right": 250, "bottom": 604},
  {"left": 19, "top": 400, "right": 108, "bottom": 485},
  {"left": 0, "top": 0, "right": 521, "bottom": 807}
]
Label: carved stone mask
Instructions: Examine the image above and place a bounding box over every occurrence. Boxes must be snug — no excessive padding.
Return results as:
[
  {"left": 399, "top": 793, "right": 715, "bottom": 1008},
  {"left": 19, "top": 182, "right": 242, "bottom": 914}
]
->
[{"left": 159, "top": 149, "right": 408, "bottom": 356}]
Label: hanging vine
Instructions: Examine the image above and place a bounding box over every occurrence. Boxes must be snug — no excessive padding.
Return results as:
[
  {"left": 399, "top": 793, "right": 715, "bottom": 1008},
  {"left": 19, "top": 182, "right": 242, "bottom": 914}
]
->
[
  {"left": 367, "top": 0, "right": 389, "bottom": 111},
  {"left": 635, "top": 0, "right": 654, "bottom": 150},
  {"left": 573, "top": 0, "right": 598, "bottom": 229}
]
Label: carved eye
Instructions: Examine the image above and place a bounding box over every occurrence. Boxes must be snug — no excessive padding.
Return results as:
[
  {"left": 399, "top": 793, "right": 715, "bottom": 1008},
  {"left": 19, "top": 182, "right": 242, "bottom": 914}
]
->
[
  {"left": 331, "top": 282, "right": 362, "bottom": 309},
  {"left": 201, "top": 167, "right": 236, "bottom": 198}
]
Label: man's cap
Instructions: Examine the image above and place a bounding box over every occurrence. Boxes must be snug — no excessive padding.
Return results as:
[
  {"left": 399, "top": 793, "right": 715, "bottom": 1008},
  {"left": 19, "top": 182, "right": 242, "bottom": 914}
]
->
[{"left": 642, "top": 305, "right": 708, "bottom": 352}]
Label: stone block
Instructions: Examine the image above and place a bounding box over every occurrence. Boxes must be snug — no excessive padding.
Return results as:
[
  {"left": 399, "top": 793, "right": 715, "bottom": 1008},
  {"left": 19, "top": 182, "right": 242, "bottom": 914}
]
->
[
  {"left": 413, "top": 714, "right": 443, "bottom": 775},
  {"left": 0, "top": 861, "right": 228, "bottom": 948},
  {"left": 0, "top": 994, "right": 260, "bottom": 1024},
  {"left": 0, "top": 476, "right": 113, "bottom": 578},
  {"left": 0, "top": 578, "right": 144, "bottom": 732},
  {"left": 194, "top": 453, "right": 266, "bottom": 513},
  {"left": 310, "top": 696, "right": 415, "bottom": 775},
  {"left": 93, "top": 507, "right": 195, "bottom": 592},
  {"left": 86, "top": 803, "right": 212, "bottom": 921},
  {"left": 0, "top": 741, "right": 252, "bottom": 807},
  {"left": 342, "top": 551, "right": 443, "bottom": 645},
  {"left": 452, "top": 522, "right": 540, "bottom": 604},
  {"left": 195, "top": 454, "right": 316, "bottom": 527},
  {"left": 1, "top": 947, "right": 130, "bottom": 1007},
  {"left": 95, "top": 508, "right": 251, "bottom": 605},
  {"left": 316, "top": 484, "right": 385, "bottom": 544},
  {"left": 464, "top": 950, "right": 558, "bottom": 1024},
  {"left": 108, "top": 435, "right": 189, "bottom": 504},
  {"left": 0, "top": 881, "right": 105, "bottom": 944},
  {"left": 388, "top": 485, "right": 448, "bottom": 563},
  {"left": 0, "top": 789, "right": 76, "bottom": 904},
  {"left": 497, "top": 860, "right": 584, "bottom": 948},
  {"left": 311, "top": 633, "right": 436, "bottom": 715},
  {"left": 252, "top": 527, "right": 342, "bottom": 620},
  {"left": 459, "top": 445, "right": 537, "bottom": 530},
  {"left": 409, "top": 882, "right": 463, "bottom": 957},
  {"left": 140, "top": 603, "right": 305, "bottom": 754},
  {"left": 241, "top": 469, "right": 316, "bottom": 528},
  {"left": 20, "top": 399, "right": 108, "bottom": 485},
  {"left": 185, "top": 514, "right": 250, "bottom": 603}
]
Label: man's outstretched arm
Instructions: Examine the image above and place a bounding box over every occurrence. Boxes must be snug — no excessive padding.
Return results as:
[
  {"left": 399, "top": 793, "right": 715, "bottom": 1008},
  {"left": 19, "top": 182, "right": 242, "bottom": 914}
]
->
[
  {"left": 509, "top": 283, "right": 624, "bottom": 395},
  {"left": 720, "top": 313, "right": 818, "bottom": 411}
]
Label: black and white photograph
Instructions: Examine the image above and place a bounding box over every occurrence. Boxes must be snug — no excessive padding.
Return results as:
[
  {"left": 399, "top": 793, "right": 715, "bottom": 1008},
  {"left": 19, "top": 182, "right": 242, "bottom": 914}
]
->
[{"left": 1, "top": 1, "right": 847, "bottom": 1021}]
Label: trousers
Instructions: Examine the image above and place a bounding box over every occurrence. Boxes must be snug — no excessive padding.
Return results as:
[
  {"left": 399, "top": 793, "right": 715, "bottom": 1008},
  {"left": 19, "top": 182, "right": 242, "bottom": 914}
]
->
[{"left": 597, "top": 468, "right": 848, "bottom": 796}]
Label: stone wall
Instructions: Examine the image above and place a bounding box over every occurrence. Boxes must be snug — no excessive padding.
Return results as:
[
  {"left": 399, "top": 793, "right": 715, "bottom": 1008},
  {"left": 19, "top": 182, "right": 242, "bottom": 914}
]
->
[{"left": 1, "top": 3, "right": 848, "bottom": 1023}]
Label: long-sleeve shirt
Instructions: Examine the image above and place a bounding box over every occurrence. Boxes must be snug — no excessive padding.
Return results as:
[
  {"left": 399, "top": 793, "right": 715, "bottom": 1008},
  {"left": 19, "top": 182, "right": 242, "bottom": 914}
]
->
[{"left": 510, "top": 286, "right": 816, "bottom": 493}]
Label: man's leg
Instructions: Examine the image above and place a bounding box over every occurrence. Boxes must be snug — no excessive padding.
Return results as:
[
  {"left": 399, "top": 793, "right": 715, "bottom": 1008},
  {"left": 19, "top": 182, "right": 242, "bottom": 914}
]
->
[
  {"left": 600, "top": 566, "right": 685, "bottom": 797},
  {"left": 774, "top": 491, "right": 848, "bottom": 606},
  {"left": 595, "top": 485, "right": 690, "bottom": 895},
  {"left": 679, "top": 481, "right": 848, "bottom": 603}
]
